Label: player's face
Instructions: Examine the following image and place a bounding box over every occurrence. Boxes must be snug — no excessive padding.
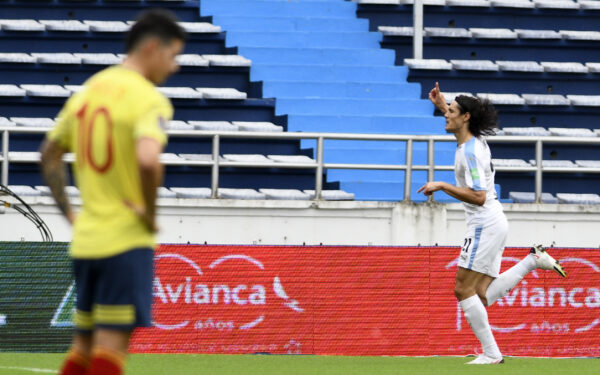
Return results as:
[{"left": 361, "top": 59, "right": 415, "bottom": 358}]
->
[
  {"left": 445, "top": 101, "right": 469, "bottom": 134},
  {"left": 148, "top": 38, "right": 184, "bottom": 85}
]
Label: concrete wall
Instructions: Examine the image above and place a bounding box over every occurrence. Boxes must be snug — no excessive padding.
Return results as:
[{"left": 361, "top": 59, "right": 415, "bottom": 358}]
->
[{"left": 2, "top": 196, "right": 599, "bottom": 248}]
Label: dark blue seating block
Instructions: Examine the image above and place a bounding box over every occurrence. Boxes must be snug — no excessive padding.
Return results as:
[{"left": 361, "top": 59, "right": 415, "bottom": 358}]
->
[
  {"left": 0, "top": 96, "right": 279, "bottom": 123},
  {"left": 164, "top": 167, "right": 338, "bottom": 191},
  {"left": 1, "top": 1, "right": 201, "bottom": 22},
  {"left": 0, "top": 63, "right": 254, "bottom": 94},
  {"left": 1, "top": 94, "right": 323, "bottom": 190},
  {"left": 6, "top": 158, "right": 336, "bottom": 191},
  {"left": 491, "top": 141, "right": 600, "bottom": 198},
  {"left": 3, "top": 134, "right": 45, "bottom": 153},
  {"left": 164, "top": 137, "right": 301, "bottom": 158},
  {"left": 490, "top": 143, "right": 600, "bottom": 163},
  {"left": 408, "top": 70, "right": 600, "bottom": 97},
  {"left": 357, "top": 4, "right": 600, "bottom": 31},
  {"left": 0, "top": 30, "right": 226, "bottom": 55},
  {"left": 495, "top": 171, "right": 600, "bottom": 198},
  {"left": 0, "top": 1, "right": 336, "bottom": 194},
  {"left": 5, "top": 163, "right": 337, "bottom": 192},
  {"left": 5, "top": 132, "right": 326, "bottom": 191},
  {"left": 434, "top": 107, "right": 600, "bottom": 131},
  {"left": 382, "top": 37, "right": 600, "bottom": 65},
  {"left": 7, "top": 129, "right": 300, "bottom": 157},
  {"left": 2, "top": 95, "right": 297, "bottom": 167},
  {"left": 7, "top": 163, "right": 73, "bottom": 188}
]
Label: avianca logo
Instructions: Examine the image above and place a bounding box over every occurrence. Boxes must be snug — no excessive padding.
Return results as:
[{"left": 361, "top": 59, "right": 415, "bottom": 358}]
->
[
  {"left": 152, "top": 253, "right": 303, "bottom": 331},
  {"left": 447, "top": 255, "right": 600, "bottom": 334}
]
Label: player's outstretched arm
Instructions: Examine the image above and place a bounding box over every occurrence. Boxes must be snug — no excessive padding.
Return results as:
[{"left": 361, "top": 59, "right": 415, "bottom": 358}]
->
[
  {"left": 429, "top": 82, "right": 449, "bottom": 114},
  {"left": 40, "top": 140, "right": 75, "bottom": 224},
  {"left": 417, "top": 181, "right": 486, "bottom": 206}
]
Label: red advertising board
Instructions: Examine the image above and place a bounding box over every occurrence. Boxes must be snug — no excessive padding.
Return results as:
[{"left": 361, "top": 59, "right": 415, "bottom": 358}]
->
[{"left": 130, "top": 245, "right": 600, "bottom": 357}]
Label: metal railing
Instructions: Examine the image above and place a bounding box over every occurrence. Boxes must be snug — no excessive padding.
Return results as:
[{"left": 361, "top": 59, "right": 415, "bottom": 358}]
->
[
  {"left": 413, "top": 0, "right": 424, "bottom": 60},
  {"left": 2, "top": 127, "right": 600, "bottom": 202}
]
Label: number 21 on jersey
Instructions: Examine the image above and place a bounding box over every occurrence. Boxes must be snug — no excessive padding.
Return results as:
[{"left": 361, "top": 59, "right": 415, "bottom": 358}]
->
[{"left": 461, "top": 238, "right": 473, "bottom": 253}]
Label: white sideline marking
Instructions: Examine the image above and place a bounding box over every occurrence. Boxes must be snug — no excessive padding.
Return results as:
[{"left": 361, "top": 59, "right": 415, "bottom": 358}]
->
[{"left": 0, "top": 366, "right": 57, "bottom": 374}]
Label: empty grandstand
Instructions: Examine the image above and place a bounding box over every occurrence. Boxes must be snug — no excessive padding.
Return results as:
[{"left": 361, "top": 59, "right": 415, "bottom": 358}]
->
[
  {"left": 2, "top": 0, "right": 599, "bottom": 202},
  {"left": 1, "top": 0, "right": 600, "bottom": 365},
  {"left": 359, "top": 0, "right": 600, "bottom": 199}
]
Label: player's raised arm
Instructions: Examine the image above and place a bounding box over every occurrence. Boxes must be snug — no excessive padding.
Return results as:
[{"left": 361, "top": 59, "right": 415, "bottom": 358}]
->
[
  {"left": 429, "top": 82, "right": 448, "bottom": 114},
  {"left": 40, "top": 139, "right": 75, "bottom": 224}
]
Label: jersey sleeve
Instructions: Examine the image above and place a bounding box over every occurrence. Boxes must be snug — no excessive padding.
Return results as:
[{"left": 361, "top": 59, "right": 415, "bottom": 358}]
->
[
  {"left": 133, "top": 95, "right": 171, "bottom": 146},
  {"left": 46, "top": 99, "right": 76, "bottom": 151},
  {"left": 463, "top": 141, "right": 486, "bottom": 191}
]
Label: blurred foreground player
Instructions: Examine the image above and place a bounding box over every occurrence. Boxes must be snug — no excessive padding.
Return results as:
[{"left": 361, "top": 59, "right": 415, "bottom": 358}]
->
[
  {"left": 418, "top": 83, "right": 566, "bottom": 364},
  {"left": 40, "top": 9, "right": 185, "bottom": 375}
]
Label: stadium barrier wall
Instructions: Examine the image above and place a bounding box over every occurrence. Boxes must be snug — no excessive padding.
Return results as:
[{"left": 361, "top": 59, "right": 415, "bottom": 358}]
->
[
  {"left": 1, "top": 243, "right": 599, "bottom": 357},
  {"left": 3, "top": 200, "right": 600, "bottom": 248}
]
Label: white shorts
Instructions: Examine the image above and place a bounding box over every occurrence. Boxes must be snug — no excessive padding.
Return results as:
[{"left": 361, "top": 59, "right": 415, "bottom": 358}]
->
[{"left": 457, "top": 214, "right": 508, "bottom": 277}]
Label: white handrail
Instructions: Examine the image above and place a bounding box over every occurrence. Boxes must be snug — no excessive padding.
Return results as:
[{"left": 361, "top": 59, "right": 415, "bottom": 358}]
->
[{"left": 2, "top": 127, "right": 600, "bottom": 202}]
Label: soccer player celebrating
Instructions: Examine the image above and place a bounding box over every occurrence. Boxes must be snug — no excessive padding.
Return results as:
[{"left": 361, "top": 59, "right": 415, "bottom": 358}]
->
[
  {"left": 40, "top": 10, "right": 185, "bottom": 375},
  {"left": 418, "top": 83, "right": 566, "bottom": 364}
]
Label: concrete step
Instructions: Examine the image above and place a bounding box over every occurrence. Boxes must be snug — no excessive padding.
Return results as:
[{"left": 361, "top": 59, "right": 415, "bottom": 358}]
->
[
  {"left": 238, "top": 47, "right": 396, "bottom": 65},
  {"left": 251, "top": 64, "right": 408, "bottom": 83},
  {"left": 212, "top": 15, "right": 369, "bottom": 32},
  {"left": 275, "top": 98, "right": 434, "bottom": 116},
  {"left": 226, "top": 31, "right": 381, "bottom": 49},
  {"left": 263, "top": 81, "right": 420, "bottom": 99},
  {"left": 323, "top": 147, "right": 455, "bottom": 166},
  {"left": 287, "top": 114, "right": 444, "bottom": 134},
  {"left": 201, "top": 0, "right": 356, "bottom": 18}
]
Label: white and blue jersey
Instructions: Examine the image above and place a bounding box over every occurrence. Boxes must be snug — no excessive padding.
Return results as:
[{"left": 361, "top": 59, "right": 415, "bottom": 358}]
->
[
  {"left": 455, "top": 136, "right": 508, "bottom": 277},
  {"left": 454, "top": 136, "right": 503, "bottom": 223}
]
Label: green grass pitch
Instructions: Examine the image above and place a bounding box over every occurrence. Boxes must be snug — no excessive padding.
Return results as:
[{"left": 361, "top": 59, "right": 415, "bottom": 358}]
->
[{"left": 0, "top": 353, "right": 598, "bottom": 375}]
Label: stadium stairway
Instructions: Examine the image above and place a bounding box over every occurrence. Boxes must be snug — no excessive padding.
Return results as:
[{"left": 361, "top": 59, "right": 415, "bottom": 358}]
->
[{"left": 201, "top": 0, "right": 456, "bottom": 201}]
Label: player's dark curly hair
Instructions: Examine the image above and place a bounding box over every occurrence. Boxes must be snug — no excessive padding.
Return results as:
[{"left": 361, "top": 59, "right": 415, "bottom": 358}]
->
[
  {"left": 125, "top": 9, "right": 187, "bottom": 52},
  {"left": 455, "top": 95, "right": 498, "bottom": 137}
]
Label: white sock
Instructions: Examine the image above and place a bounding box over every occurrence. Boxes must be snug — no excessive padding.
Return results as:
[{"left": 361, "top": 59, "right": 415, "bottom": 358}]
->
[
  {"left": 486, "top": 254, "right": 536, "bottom": 306},
  {"left": 459, "top": 294, "right": 502, "bottom": 359}
]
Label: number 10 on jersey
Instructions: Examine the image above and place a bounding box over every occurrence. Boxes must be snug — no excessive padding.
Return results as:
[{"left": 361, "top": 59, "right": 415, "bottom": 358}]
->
[{"left": 76, "top": 103, "right": 114, "bottom": 174}]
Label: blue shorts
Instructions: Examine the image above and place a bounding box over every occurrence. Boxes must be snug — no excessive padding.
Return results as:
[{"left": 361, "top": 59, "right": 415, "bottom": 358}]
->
[{"left": 73, "top": 248, "right": 154, "bottom": 333}]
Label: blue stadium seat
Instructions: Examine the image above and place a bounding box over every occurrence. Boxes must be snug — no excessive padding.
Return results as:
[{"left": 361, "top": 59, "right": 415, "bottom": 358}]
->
[
  {"left": 3, "top": 0, "right": 599, "bottom": 201},
  {"left": 359, "top": 0, "right": 600, "bottom": 199},
  {"left": 1, "top": 1, "right": 201, "bottom": 22},
  {"left": 0, "top": 0, "right": 341, "bottom": 194},
  {"left": 509, "top": 191, "right": 558, "bottom": 203},
  {"left": 357, "top": 2, "right": 600, "bottom": 31}
]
